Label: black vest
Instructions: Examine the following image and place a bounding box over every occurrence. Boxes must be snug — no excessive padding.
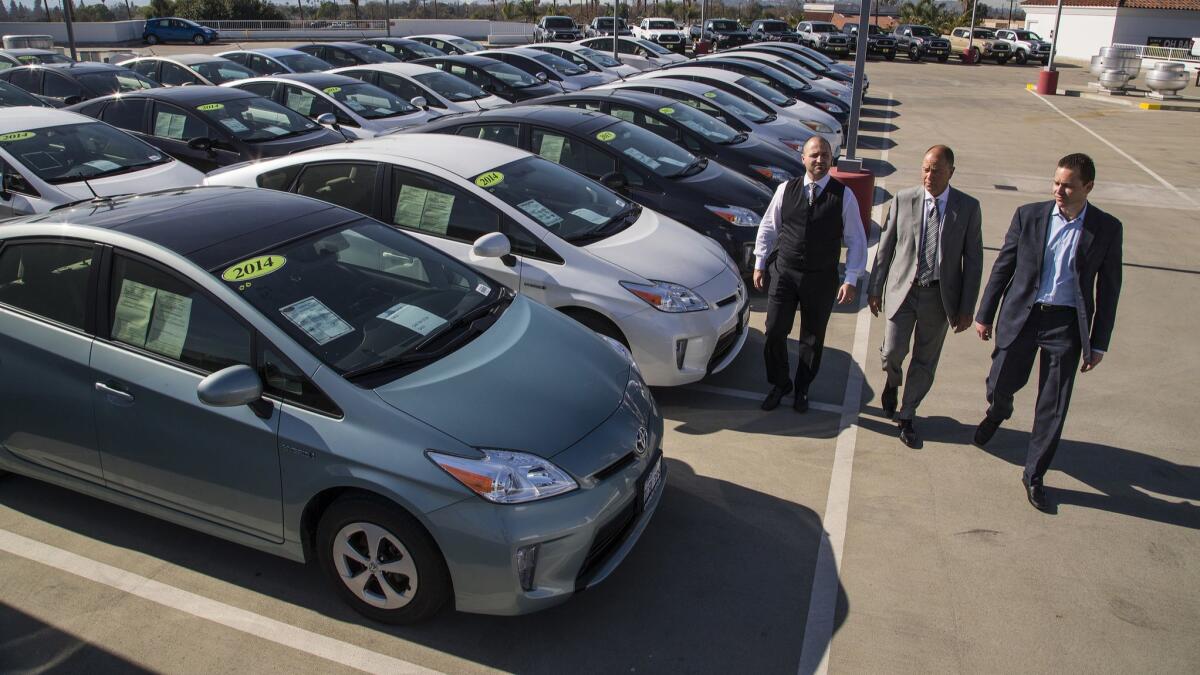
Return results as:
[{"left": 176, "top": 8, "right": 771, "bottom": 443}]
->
[{"left": 776, "top": 178, "right": 846, "bottom": 271}]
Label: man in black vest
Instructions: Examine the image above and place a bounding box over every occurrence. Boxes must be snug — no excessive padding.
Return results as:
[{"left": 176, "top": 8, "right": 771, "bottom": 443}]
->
[{"left": 753, "top": 137, "right": 867, "bottom": 412}]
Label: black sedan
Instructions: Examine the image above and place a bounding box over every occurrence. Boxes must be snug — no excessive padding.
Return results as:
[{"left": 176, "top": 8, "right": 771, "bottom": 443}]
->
[
  {"left": 522, "top": 90, "right": 804, "bottom": 188},
  {"left": 665, "top": 57, "right": 850, "bottom": 125},
  {"left": 0, "top": 62, "right": 158, "bottom": 107},
  {"left": 67, "top": 86, "right": 342, "bottom": 172},
  {"left": 747, "top": 20, "right": 802, "bottom": 43},
  {"left": 414, "top": 55, "right": 560, "bottom": 102},
  {"left": 415, "top": 105, "right": 773, "bottom": 273},
  {"left": 0, "top": 79, "right": 51, "bottom": 108},
  {"left": 728, "top": 44, "right": 856, "bottom": 88},
  {"left": 358, "top": 37, "right": 446, "bottom": 61},
  {"left": 294, "top": 42, "right": 400, "bottom": 67}
]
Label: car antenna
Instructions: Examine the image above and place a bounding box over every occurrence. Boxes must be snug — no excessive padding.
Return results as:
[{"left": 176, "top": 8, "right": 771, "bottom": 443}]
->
[{"left": 80, "top": 177, "right": 114, "bottom": 205}]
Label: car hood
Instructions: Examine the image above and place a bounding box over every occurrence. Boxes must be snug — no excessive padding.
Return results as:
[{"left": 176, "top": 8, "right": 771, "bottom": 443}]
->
[
  {"left": 361, "top": 109, "right": 441, "bottom": 132},
  {"left": 373, "top": 295, "right": 630, "bottom": 458},
  {"left": 54, "top": 160, "right": 204, "bottom": 201},
  {"left": 247, "top": 128, "right": 343, "bottom": 158},
  {"left": 583, "top": 207, "right": 729, "bottom": 288},
  {"left": 566, "top": 71, "right": 617, "bottom": 88},
  {"left": 678, "top": 159, "right": 774, "bottom": 212}
]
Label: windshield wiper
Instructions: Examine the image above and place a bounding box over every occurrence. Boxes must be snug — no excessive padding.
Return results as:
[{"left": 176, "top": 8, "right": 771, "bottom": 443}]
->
[
  {"left": 52, "top": 159, "right": 168, "bottom": 183},
  {"left": 247, "top": 127, "right": 316, "bottom": 142},
  {"left": 572, "top": 204, "right": 642, "bottom": 244},
  {"left": 675, "top": 156, "right": 708, "bottom": 178},
  {"left": 723, "top": 131, "right": 749, "bottom": 145}
]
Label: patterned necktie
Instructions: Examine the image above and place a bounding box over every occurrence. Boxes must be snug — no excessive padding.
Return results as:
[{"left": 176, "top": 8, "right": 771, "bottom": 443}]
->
[
  {"left": 808, "top": 182, "right": 819, "bottom": 206},
  {"left": 918, "top": 198, "right": 941, "bottom": 284}
]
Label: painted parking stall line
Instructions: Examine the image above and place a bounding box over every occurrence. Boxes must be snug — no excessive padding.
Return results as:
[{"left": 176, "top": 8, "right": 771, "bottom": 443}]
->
[{"left": 0, "top": 529, "right": 441, "bottom": 675}]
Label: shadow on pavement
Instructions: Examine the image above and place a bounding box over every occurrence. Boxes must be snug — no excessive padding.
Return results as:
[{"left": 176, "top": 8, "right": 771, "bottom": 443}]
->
[
  {"left": 0, "top": 460, "right": 848, "bottom": 673},
  {"left": 863, "top": 97, "right": 901, "bottom": 107},
  {"left": 859, "top": 121, "right": 899, "bottom": 134},
  {"left": 860, "top": 156, "right": 897, "bottom": 177},
  {"left": 856, "top": 135, "right": 898, "bottom": 151},
  {"left": 0, "top": 602, "right": 155, "bottom": 674},
  {"left": 859, "top": 108, "right": 900, "bottom": 119}
]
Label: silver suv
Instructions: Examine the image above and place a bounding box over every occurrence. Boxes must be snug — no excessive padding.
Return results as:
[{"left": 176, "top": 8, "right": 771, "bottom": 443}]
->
[{"left": 795, "top": 21, "right": 851, "bottom": 56}]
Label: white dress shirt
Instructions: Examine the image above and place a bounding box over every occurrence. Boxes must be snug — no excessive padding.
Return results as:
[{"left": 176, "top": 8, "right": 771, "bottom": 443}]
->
[
  {"left": 752, "top": 173, "right": 868, "bottom": 284},
  {"left": 917, "top": 187, "right": 950, "bottom": 281}
]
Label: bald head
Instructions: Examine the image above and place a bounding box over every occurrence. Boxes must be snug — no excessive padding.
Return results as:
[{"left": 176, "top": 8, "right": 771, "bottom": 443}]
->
[
  {"left": 922, "top": 144, "right": 955, "bottom": 196},
  {"left": 801, "top": 136, "right": 833, "bottom": 181}
]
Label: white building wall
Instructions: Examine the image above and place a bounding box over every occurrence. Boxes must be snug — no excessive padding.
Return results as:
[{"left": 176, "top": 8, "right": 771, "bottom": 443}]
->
[
  {"left": 1111, "top": 8, "right": 1200, "bottom": 45},
  {"left": 1024, "top": 6, "right": 1117, "bottom": 61}
]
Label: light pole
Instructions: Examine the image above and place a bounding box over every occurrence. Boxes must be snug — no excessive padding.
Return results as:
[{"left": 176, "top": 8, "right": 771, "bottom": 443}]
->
[
  {"left": 1034, "top": 0, "right": 1064, "bottom": 94},
  {"left": 966, "top": 0, "right": 979, "bottom": 63}
]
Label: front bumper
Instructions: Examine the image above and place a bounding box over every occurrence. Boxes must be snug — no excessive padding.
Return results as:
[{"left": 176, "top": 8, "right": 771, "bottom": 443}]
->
[{"left": 821, "top": 42, "right": 851, "bottom": 54}]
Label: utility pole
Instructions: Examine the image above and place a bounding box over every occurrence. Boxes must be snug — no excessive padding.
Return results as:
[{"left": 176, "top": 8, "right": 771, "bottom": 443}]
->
[{"left": 62, "top": 0, "right": 78, "bottom": 60}]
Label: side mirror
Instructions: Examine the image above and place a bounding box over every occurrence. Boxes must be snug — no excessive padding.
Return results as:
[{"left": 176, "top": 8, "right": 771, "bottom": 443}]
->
[
  {"left": 63, "top": 95, "right": 82, "bottom": 106},
  {"left": 409, "top": 95, "right": 428, "bottom": 109},
  {"left": 599, "top": 171, "right": 628, "bottom": 192},
  {"left": 535, "top": 71, "right": 549, "bottom": 83},
  {"left": 315, "top": 112, "right": 339, "bottom": 129},
  {"left": 480, "top": 82, "right": 496, "bottom": 94},
  {"left": 471, "top": 232, "right": 511, "bottom": 259},
  {"left": 198, "top": 365, "right": 267, "bottom": 415},
  {"left": 187, "top": 137, "right": 213, "bottom": 154}
]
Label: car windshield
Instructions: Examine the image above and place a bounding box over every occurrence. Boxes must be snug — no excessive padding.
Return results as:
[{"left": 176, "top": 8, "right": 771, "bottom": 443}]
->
[
  {"left": 402, "top": 41, "right": 444, "bottom": 58},
  {"left": 181, "top": 19, "right": 202, "bottom": 28},
  {"left": 545, "top": 18, "right": 575, "bottom": 28},
  {"left": 17, "top": 53, "right": 72, "bottom": 65},
  {"left": 761, "top": 56, "right": 818, "bottom": 79},
  {"left": 450, "top": 38, "right": 484, "bottom": 53},
  {"left": 480, "top": 60, "right": 541, "bottom": 88},
  {"left": 710, "top": 21, "right": 739, "bottom": 31},
  {"left": 594, "top": 120, "right": 698, "bottom": 178},
  {"left": 812, "top": 24, "right": 836, "bottom": 32},
  {"left": 734, "top": 75, "right": 792, "bottom": 105},
  {"left": 741, "top": 60, "right": 810, "bottom": 90},
  {"left": 974, "top": 29, "right": 996, "bottom": 38},
  {"left": 653, "top": 101, "right": 740, "bottom": 143},
  {"left": 594, "top": 18, "right": 625, "bottom": 28},
  {"left": 412, "top": 70, "right": 488, "bottom": 101},
  {"left": 322, "top": 82, "right": 417, "bottom": 118},
  {"left": 648, "top": 21, "right": 676, "bottom": 29},
  {"left": 1017, "top": 31, "right": 1043, "bottom": 40},
  {"left": 690, "top": 86, "right": 772, "bottom": 122},
  {"left": 910, "top": 26, "right": 937, "bottom": 37},
  {"left": 637, "top": 39, "right": 672, "bottom": 55},
  {"left": 471, "top": 156, "right": 634, "bottom": 243},
  {"left": 348, "top": 47, "right": 399, "bottom": 64},
  {"left": 577, "top": 47, "right": 622, "bottom": 67},
  {"left": 277, "top": 52, "right": 333, "bottom": 72},
  {"left": 77, "top": 69, "right": 158, "bottom": 95},
  {"left": 194, "top": 96, "right": 320, "bottom": 142},
  {"left": 220, "top": 218, "right": 503, "bottom": 378},
  {"left": 0, "top": 121, "right": 170, "bottom": 184},
  {"left": 761, "top": 21, "right": 789, "bottom": 31},
  {"left": 0, "top": 81, "right": 47, "bottom": 107},
  {"left": 188, "top": 59, "right": 258, "bottom": 84},
  {"left": 532, "top": 52, "right": 587, "bottom": 76}
]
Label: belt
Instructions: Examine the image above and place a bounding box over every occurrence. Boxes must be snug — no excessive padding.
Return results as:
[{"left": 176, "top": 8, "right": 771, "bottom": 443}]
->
[
  {"left": 1034, "top": 302, "right": 1074, "bottom": 313},
  {"left": 915, "top": 279, "right": 939, "bottom": 288}
]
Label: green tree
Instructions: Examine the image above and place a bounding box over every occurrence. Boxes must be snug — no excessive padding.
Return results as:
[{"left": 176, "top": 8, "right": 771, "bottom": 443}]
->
[
  {"left": 899, "top": 0, "right": 957, "bottom": 33},
  {"left": 517, "top": 0, "right": 537, "bottom": 22},
  {"left": 76, "top": 2, "right": 116, "bottom": 19}
]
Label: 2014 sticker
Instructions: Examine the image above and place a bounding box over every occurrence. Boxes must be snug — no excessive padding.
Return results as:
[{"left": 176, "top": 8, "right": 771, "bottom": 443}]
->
[
  {"left": 197, "top": 103, "right": 225, "bottom": 111},
  {"left": 323, "top": 86, "right": 342, "bottom": 94},
  {"left": 221, "top": 255, "right": 286, "bottom": 282},
  {"left": 703, "top": 91, "right": 718, "bottom": 98},
  {"left": 658, "top": 106, "right": 675, "bottom": 114},
  {"left": 474, "top": 171, "right": 505, "bottom": 188},
  {"left": 596, "top": 130, "right": 617, "bottom": 142},
  {"left": 0, "top": 131, "right": 36, "bottom": 142}
]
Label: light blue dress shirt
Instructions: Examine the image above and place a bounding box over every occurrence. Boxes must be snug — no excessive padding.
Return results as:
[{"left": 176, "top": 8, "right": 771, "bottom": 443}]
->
[{"left": 1036, "top": 203, "right": 1087, "bottom": 307}]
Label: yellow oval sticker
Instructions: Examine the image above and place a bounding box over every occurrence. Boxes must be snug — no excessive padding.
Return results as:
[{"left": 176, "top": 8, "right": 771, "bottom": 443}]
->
[
  {"left": 221, "top": 255, "right": 286, "bottom": 283},
  {"left": 596, "top": 130, "right": 617, "bottom": 142},
  {"left": 323, "top": 86, "right": 342, "bottom": 94},
  {"left": 658, "top": 106, "right": 675, "bottom": 115},
  {"left": 474, "top": 171, "right": 505, "bottom": 188},
  {"left": 703, "top": 91, "right": 718, "bottom": 98},
  {"left": 197, "top": 103, "right": 224, "bottom": 111},
  {"left": 0, "top": 131, "right": 36, "bottom": 142}
]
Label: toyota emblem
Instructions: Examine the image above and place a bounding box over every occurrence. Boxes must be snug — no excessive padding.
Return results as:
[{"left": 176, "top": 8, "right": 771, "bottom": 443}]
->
[{"left": 635, "top": 426, "right": 649, "bottom": 455}]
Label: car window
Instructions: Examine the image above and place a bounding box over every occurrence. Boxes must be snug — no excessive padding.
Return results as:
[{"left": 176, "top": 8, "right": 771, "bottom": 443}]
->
[
  {"left": 259, "top": 342, "right": 340, "bottom": 415},
  {"left": 282, "top": 84, "right": 339, "bottom": 120},
  {"left": 323, "top": 48, "right": 357, "bottom": 68},
  {"left": 188, "top": 60, "right": 257, "bottom": 85},
  {"left": 455, "top": 123, "right": 519, "bottom": 147},
  {"left": 565, "top": 100, "right": 603, "bottom": 113},
  {"left": 411, "top": 70, "right": 487, "bottom": 103},
  {"left": 108, "top": 254, "right": 251, "bottom": 373},
  {"left": 42, "top": 72, "right": 84, "bottom": 99},
  {"left": 197, "top": 96, "right": 321, "bottom": 141},
  {"left": 8, "top": 68, "right": 39, "bottom": 92},
  {"left": 277, "top": 53, "right": 331, "bottom": 73},
  {"left": 78, "top": 69, "right": 158, "bottom": 96},
  {"left": 236, "top": 81, "right": 277, "bottom": 98},
  {"left": 0, "top": 121, "right": 169, "bottom": 183},
  {"left": 374, "top": 73, "right": 428, "bottom": 105},
  {"left": 609, "top": 104, "right": 682, "bottom": 143},
  {"left": 151, "top": 102, "right": 209, "bottom": 141},
  {"left": 100, "top": 98, "right": 149, "bottom": 132},
  {"left": 389, "top": 167, "right": 506, "bottom": 244},
  {"left": 129, "top": 60, "right": 157, "bottom": 78},
  {"left": 292, "top": 162, "right": 378, "bottom": 214},
  {"left": 445, "top": 63, "right": 487, "bottom": 88},
  {"left": 531, "top": 127, "right": 615, "bottom": 179},
  {"left": 321, "top": 81, "right": 416, "bottom": 119},
  {"left": 0, "top": 241, "right": 93, "bottom": 330},
  {"left": 160, "top": 61, "right": 199, "bottom": 86}
]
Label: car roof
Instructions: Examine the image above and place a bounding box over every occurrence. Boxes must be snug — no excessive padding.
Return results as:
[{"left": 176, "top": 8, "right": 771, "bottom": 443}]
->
[
  {"left": 531, "top": 42, "right": 588, "bottom": 53},
  {"left": 309, "top": 41, "right": 374, "bottom": 50},
  {"left": 362, "top": 37, "right": 423, "bottom": 45},
  {"left": 12, "top": 186, "right": 354, "bottom": 270},
  {"left": 644, "top": 66, "right": 742, "bottom": 83},
  {"left": 1, "top": 48, "right": 59, "bottom": 56},
  {"left": 409, "top": 34, "right": 471, "bottom": 41},
  {"left": 477, "top": 48, "right": 540, "bottom": 58},
  {"left": 0, "top": 107, "right": 94, "bottom": 133},
  {"left": 609, "top": 77, "right": 723, "bottom": 96},
  {"left": 166, "top": 53, "right": 231, "bottom": 65},
  {"left": 261, "top": 133, "right": 529, "bottom": 180},
  {"left": 531, "top": 89, "right": 676, "bottom": 109},
  {"left": 15, "top": 61, "right": 126, "bottom": 75},
  {"left": 245, "top": 72, "right": 361, "bottom": 87},
  {"left": 93, "top": 85, "right": 257, "bottom": 104},
  {"left": 416, "top": 54, "right": 499, "bottom": 67},
  {"left": 424, "top": 104, "right": 614, "bottom": 134},
  {"left": 330, "top": 62, "right": 439, "bottom": 77}
]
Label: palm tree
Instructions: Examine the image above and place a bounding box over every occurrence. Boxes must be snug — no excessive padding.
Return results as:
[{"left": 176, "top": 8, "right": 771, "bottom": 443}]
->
[{"left": 899, "top": 0, "right": 956, "bottom": 33}]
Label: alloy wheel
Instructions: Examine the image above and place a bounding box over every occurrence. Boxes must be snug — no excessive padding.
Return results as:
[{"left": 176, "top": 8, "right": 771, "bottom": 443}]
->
[{"left": 331, "top": 521, "right": 419, "bottom": 610}]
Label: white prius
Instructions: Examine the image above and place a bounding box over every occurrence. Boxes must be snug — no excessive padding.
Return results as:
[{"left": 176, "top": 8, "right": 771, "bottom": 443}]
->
[
  {"left": 328, "top": 62, "right": 510, "bottom": 113},
  {"left": 205, "top": 135, "right": 748, "bottom": 386}
]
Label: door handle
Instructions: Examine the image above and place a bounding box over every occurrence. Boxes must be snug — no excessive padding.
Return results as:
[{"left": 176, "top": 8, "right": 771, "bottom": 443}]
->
[{"left": 95, "top": 382, "right": 135, "bottom": 405}]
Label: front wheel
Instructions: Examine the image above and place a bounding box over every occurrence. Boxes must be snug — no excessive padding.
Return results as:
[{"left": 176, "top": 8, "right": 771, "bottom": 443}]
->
[
  {"left": 908, "top": 46, "right": 922, "bottom": 62},
  {"left": 1015, "top": 50, "right": 1028, "bottom": 65},
  {"left": 316, "top": 496, "right": 451, "bottom": 624},
  {"left": 145, "top": 34, "right": 159, "bottom": 45},
  {"left": 938, "top": 54, "right": 949, "bottom": 63},
  {"left": 997, "top": 56, "right": 1009, "bottom": 65},
  {"left": 968, "top": 47, "right": 980, "bottom": 63},
  {"left": 884, "top": 51, "right": 895, "bottom": 61},
  {"left": 193, "top": 34, "right": 207, "bottom": 45}
]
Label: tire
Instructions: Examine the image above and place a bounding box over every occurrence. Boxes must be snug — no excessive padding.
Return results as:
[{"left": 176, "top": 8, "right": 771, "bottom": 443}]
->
[
  {"left": 997, "top": 56, "right": 1009, "bottom": 65},
  {"left": 969, "top": 47, "right": 980, "bottom": 63},
  {"left": 193, "top": 34, "right": 206, "bottom": 45},
  {"left": 561, "top": 308, "right": 628, "bottom": 348},
  {"left": 145, "top": 34, "right": 159, "bottom": 45},
  {"left": 908, "top": 46, "right": 922, "bottom": 62},
  {"left": 884, "top": 51, "right": 895, "bottom": 61},
  {"left": 316, "top": 495, "right": 451, "bottom": 624},
  {"left": 938, "top": 54, "right": 949, "bottom": 63},
  {"left": 1015, "top": 50, "right": 1027, "bottom": 65}
]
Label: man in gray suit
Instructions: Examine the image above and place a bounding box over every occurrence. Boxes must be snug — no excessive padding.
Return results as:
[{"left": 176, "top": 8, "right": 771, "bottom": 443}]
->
[{"left": 867, "top": 145, "right": 983, "bottom": 447}]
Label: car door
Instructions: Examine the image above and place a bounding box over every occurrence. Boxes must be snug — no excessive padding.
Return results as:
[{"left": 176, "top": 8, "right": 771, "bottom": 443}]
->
[
  {"left": 91, "top": 250, "right": 283, "bottom": 541},
  {"left": 149, "top": 101, "right": 239, "bottom": 171},
  {"left": 0, "top": 239, "right": 103, "bottom": 483}
]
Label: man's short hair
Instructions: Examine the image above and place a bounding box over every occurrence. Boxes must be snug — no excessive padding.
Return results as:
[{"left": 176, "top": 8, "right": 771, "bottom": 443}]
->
[
  {"left": 804, "top": 136, "right": 831, "bottom": 154},
  {"left": 1057, "top": 153, "right": 1096, "bottom": 184},
  {"left": 925, "top": 144, "right": 955, "bottom": 167}
]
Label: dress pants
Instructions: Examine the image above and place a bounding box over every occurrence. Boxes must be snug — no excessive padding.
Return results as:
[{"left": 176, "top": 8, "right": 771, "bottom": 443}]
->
[
  {"left": 985, "top": 306, "right": 1083, "bottom": 485},
  {"left": 763, "top": 262, "right": 839, "bottom": 394},
  {"left": 880, "top": 284, "right": 950, "bottom": 421}
]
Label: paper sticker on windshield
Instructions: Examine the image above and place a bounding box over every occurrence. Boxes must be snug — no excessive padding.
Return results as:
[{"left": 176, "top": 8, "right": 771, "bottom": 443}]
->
[
  {"left": 518, "top": 199, "right": 564, "bottom": 228},
  {"left": 612, "top": 109, "right": 635, "bottom": 123},
  {"left": 475, "top": 283, "right": 491, "bottom": 296},
  {"left": 622, "top": 147, "right": 661, "bottom": 170},
  {"left": 0, "top": 131, "right": 35, "bottom": 142},
  {"left": 570, "top": 208, "right": 608, "bottom": 225},
  {"left": 596, "top": 130, "right": 617, "bottom": 142},
  {"left": 474, "top": 171, "right": 504, "bottom": 188},
  {"left": 222, "top": 255, "right": 286, "bottom": 282},
  {"left": 703, "top": 91, "right": 718, "bottom": 98},
  {"left": 196, "top": 103, "right": 224, "bottom": 111},
  {"left": 280, "top": 296, "right": 353, "bottom": 345},
  {"left": 658, "top": 106, "right": 676, "bottom": 115},
  {"left": 323, "top": 86, "right": 342, "bottom": 94},
  {"left": 220, "top": 118, "right": 249, "bottom": 133},
  {"left": 377, "top": 302, "right": 447, "bottom": 336},
  {"left": 83, "top": 159, "right": 121, "bottom": 172}
]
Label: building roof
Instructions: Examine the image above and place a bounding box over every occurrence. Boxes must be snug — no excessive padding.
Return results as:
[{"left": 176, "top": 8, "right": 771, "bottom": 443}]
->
[{"left": 1022, "top": 0, "right": 1200, "bottom": 8}]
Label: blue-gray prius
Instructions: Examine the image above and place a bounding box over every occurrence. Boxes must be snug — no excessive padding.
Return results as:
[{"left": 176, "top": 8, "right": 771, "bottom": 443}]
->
[{"left": 0, "top": 186, "right": 664, "bottom": 622}]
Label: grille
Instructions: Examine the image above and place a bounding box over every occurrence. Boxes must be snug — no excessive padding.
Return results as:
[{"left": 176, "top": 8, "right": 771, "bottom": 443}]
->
[
  {"left": 594, "top": 452, "right": 636, "bottom": 481},
  {"left": 575, "top": 498, "right": 637, "bottom": 589},
  {"left": 658, "top": 35, "right": 680, "bottom": 42}
]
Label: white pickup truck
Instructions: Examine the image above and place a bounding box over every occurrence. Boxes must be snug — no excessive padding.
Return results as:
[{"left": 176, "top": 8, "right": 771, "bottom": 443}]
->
[
  {"left": 632, "top": 17, "right": 688, "bottom": 53},
  {"left": 993, "top": 28, "right": 1052, "bottom": 65}
]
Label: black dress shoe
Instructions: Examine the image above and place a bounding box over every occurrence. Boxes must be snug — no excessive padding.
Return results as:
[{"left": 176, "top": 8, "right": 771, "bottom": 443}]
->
[
  {"left": 793, "top": 392, "right": 809, "bottom": 413},
  {"left": 1023, "top": 476, "right": 1050, "bottom": 511},
  {"left": 974, "top": 416, "right": 1001, "bottom": 446},
  {"left": 881, "top": 386, "right": 898, "bottom": 419},
  {"left": 761, "top": 382, "right": 793, "bottom": 411},
  {"left": 898, "top": 419, "right": 919, "bottom": 448}
]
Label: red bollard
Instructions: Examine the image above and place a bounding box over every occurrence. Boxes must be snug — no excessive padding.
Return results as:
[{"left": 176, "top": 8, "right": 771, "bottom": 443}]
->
[
  {"left": 1035, "top": 69, "right": 1059, "bottom": 95},
  {"left": 831, "top": 166, "right": 875, "bottom": 237}
]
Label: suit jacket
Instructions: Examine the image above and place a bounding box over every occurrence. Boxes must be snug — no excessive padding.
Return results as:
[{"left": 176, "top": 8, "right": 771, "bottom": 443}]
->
[
  {"left": 975, "top": 200, "right": 1123, "bottom": 356},
  {"left": 868, "top": 185, "right": 984, "bottom": 321}
]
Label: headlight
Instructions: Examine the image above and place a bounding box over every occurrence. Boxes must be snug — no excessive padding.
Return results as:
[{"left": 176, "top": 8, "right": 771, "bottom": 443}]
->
[
  {"left": 749, "top": 164, "right": 794, "bottom": 183},
  {"left": 620, "top": 280, "right": 709, "bottom": 312},
  {"left": 815, "top": 101, "right": 842, "bottom": 112},
  {"left": 705, "top": 204, "right": 761, "bottom": 227},
  {"left": 780, "top": 138, "right": 809, "bottom": 152},
  {"left": 428, "top": 449, "right": 578, "bottom": 504},
  {"left": 801, "top": 120, "right": 834, "bottom": 134}
]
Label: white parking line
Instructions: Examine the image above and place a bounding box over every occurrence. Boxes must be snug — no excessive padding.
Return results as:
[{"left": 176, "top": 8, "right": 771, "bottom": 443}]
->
[
  {"left": 797, "top": 94, "right": 892, "bottom": 675},
  {"left": 0, "top": 529, "right": 441, "bottom": 675},
  {"left": 686, "top": 384, "right": 842, "bottom": 414},
  {"left": 1027, "top": 89, "right": 1200, "bottom": 208}
]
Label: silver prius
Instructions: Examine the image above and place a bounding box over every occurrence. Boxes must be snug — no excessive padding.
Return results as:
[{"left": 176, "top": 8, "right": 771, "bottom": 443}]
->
[{"left": 0, "top": 186, "right": 664, "bottom": 623}]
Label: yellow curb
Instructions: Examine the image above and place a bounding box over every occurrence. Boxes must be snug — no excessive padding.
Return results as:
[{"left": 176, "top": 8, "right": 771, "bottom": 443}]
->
[
  {"left": 1026, "top": 83, "right": 1036, "bottom": 90},
  {"left": 1139, "top": 102, "right": 1162, "bottom": 110}
]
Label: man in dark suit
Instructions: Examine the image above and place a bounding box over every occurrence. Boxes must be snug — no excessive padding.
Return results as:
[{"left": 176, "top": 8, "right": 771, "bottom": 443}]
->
[
  {"left": 868, "top": 145, "right": 984, "bottom": 447},
  {"left": 973, "top": 153, "right": 1123, "bottom": 511}
]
